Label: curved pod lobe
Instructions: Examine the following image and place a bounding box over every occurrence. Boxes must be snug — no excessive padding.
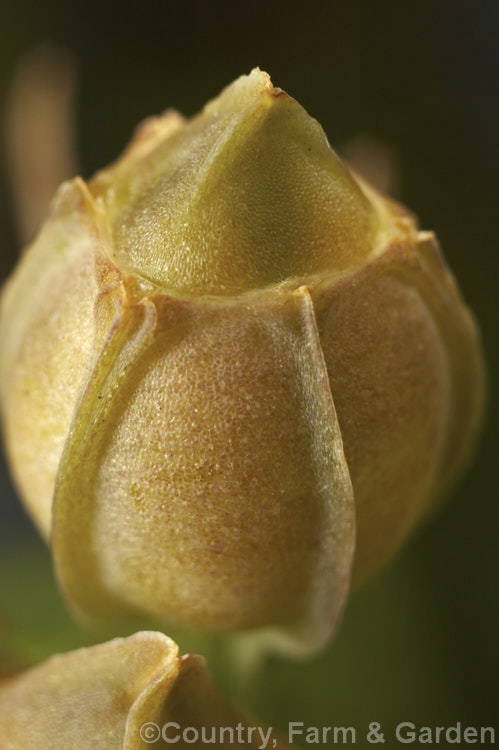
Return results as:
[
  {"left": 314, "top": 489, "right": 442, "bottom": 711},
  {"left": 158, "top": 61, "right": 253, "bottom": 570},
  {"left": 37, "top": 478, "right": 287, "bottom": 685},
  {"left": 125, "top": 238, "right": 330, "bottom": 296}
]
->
[{"left": 53, "top": 286, "right": 354, "bottom": 651}]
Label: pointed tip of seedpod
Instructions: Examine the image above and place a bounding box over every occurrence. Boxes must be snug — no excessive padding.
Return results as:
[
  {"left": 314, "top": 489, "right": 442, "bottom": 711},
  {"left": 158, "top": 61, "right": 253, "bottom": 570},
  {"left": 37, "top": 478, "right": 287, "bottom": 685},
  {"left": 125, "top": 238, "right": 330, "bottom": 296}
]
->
[
  {"left": 90, "top": 68, "right": 380, "bottom": 296},
  {"left": 203, "top": 67, "right": 274, "bottom": 114},
  {"left": 201, "top": 67, "right": 295, "bottom": 113}
]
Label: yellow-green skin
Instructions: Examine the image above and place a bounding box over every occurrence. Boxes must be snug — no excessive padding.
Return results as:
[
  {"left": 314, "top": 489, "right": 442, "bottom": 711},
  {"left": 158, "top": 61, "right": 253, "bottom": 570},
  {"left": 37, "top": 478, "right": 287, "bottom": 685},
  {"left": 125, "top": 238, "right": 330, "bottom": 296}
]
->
[
  {"left": 0, "top": 631, "right": 293, "bottom": 749},
  {"left": 0, "top": 70, "right": 484, "bottom": 652}
]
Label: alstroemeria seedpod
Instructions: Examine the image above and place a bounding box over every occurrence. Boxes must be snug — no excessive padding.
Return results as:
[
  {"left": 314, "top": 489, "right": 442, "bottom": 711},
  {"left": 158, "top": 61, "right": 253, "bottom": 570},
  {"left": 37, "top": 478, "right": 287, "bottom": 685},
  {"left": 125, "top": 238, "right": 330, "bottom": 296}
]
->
[
  {"left": 0, "top": 70, "right": 484, "bottom": 651},
  {"left": 0, "top": 631, "right": 292, "bottom": 749}
]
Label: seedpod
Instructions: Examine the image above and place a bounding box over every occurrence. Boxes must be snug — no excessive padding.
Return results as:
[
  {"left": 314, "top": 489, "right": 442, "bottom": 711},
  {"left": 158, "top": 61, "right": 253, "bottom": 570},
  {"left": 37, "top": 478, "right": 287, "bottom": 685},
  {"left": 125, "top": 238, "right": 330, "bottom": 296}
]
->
[
  {"left": 0, "top": 631, "right": 293, "bottom": 749},
  {"left": 0, "top": 69, "right": 484, "bottom": 652}
]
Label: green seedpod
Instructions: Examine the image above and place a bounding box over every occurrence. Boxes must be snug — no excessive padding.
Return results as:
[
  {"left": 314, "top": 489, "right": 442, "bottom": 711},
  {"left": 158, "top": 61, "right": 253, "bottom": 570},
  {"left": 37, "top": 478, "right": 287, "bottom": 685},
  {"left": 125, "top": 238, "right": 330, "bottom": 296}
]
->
[
  {"left": 0, "top": 631, "right": 293, "bottom": 749},
  {"left": 0, "top": 69, "right": 484, "bottom": 652}
]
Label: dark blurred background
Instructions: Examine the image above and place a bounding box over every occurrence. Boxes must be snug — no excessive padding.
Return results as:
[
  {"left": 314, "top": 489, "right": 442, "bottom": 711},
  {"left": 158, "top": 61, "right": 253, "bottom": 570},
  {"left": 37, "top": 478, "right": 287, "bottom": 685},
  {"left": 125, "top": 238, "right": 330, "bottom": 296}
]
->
[{"left": 0, "top": 0, "right": 497, "bottom": 737}]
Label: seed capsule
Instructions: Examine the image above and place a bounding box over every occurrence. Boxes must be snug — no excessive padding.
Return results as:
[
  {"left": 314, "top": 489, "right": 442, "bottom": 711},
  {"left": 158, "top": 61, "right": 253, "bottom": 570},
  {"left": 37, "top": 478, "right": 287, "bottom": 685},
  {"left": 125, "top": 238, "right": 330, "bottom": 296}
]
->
[
  {"left": 0, "top": 631, "right": 292, "bottom": 749},
  {"left": 0, "top": 69, "right": 484, "bottom": 652}
]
